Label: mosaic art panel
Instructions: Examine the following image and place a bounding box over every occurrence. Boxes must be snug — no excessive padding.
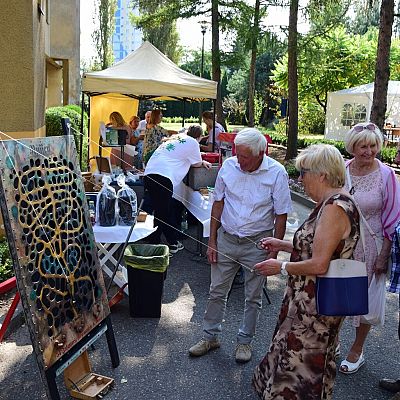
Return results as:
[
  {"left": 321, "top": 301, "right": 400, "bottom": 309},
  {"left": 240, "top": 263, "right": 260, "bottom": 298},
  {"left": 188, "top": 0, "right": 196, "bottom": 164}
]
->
[{"left": 0, "top": 136, "right": 110, "bottom": 369}]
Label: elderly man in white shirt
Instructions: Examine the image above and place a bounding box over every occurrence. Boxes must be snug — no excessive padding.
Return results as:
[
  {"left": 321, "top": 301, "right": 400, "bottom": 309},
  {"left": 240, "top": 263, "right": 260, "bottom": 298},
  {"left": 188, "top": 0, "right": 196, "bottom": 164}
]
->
[
  {"left": 138, "top": 110, "right": 151, "bottom": 132},
  {"left": 189, "top": 128, "right": 292, "bottom": 363}
]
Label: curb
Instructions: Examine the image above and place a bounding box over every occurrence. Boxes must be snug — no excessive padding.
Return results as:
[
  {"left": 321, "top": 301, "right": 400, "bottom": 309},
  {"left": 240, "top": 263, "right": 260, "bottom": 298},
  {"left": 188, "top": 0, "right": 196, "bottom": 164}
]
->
[{"left": 290, "top": 190, "right": 315, "bottom": 209}]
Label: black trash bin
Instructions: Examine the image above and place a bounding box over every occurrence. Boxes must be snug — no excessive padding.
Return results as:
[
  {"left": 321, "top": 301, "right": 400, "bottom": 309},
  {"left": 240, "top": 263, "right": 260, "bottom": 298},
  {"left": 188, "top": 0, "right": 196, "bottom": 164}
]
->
[{"left": 124, "top": 244, "right": 169, "bottom": 318}]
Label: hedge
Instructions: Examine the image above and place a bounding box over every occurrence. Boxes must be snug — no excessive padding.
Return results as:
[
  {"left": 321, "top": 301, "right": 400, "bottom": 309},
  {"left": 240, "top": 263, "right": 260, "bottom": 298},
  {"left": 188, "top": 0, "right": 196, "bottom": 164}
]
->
[
  {"left": 266, "top": 131, "right": 398, "bottom": 165},
  {"left": 45, "top": 105, "right": 88, "bottom": 170}
]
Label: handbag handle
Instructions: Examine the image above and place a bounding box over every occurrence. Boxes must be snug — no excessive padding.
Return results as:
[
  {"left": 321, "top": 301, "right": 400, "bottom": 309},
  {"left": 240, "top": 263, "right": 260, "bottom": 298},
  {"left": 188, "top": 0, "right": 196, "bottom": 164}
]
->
[
  {"left": 316, "top": 193, "right": 367, "bottom": 259},
  {"left": 345, "top": 165, "right": 383, "bottom": 253}
]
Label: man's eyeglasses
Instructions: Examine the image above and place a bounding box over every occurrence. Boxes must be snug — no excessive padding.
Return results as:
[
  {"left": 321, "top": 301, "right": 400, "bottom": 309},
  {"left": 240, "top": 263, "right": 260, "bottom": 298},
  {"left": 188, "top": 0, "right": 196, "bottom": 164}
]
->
[
  {"left": 352, "top": 123, "right": 377, "bottom": 134},
  {"left": 299, "top": 168, "right": 310, "bottom": 178}
]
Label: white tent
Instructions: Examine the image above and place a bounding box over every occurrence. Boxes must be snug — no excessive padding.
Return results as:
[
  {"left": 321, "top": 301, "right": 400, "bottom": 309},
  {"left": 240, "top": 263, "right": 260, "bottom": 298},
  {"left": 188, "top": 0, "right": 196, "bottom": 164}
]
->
[
  {"left": 324, "top": 81, "right": 400, "bottom": 140},
  {"left": 82, "top": 41, "right": 217, "bottom": 100}
]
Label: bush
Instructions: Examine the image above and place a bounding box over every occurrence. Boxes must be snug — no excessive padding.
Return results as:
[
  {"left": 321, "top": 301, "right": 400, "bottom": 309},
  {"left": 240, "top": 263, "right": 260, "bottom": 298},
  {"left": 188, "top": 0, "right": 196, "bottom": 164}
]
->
[
  {"left": 45, "top": 105, "right": 88, "bottom": 171},
  {"left": 298, "top": 103, "right": 325, "bottom": 135},
  {"left": 0, "top": 239, "right": 13, "bottom": 283}
]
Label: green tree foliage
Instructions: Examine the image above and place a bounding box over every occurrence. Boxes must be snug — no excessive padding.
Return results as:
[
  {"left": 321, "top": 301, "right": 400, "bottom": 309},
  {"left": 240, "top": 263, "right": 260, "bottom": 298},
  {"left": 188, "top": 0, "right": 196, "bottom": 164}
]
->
[
  {"left": 273, "top": 27, "right": 400, "bottom": 114},
  {"left": 345, "top": 0, "right": 380, "bottom": 34},
  {"left": 92, "top": 0, "right": 117, "bottom": 70},
  {"left": 0, "top": 239, "right": 12, "bottom": 283},
  {"left": 130, "top": 0, "right": 182, "bottom": 63}
]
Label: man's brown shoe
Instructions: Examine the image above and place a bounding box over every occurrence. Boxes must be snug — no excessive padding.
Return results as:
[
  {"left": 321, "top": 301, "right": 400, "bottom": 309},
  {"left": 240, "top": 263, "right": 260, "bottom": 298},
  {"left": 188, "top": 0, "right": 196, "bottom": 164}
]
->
[
  {"left": 379, "top": 378, "right": 400, "bottom": 393},
  {"left": 235, "top": 343, "right": 252, "bottom": 363},
  {"left": 189, "top": 339, "right": 220, "bottom": 357}
]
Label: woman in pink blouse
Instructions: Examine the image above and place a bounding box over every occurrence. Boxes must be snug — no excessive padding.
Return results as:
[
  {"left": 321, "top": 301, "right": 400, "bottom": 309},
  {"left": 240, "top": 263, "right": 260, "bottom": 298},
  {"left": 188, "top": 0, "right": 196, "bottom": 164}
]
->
[{"left": 340, "top": 122, "right": 400, "bottom": 374}]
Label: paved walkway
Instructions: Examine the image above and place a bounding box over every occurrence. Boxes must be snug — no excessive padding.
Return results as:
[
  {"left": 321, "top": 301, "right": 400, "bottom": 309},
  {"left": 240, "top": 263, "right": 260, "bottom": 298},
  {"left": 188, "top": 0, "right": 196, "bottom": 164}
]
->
[{"left": 0, "top": 201, "right": 398, "bottom": 399}]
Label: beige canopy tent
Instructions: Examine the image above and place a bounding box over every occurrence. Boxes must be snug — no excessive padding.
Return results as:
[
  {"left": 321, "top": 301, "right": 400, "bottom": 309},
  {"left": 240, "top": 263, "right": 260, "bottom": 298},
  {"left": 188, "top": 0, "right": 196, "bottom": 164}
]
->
[
  {"left": 82, "top": 41, "right": 217, "bottom": 101},
  {"left": 80, "top": 41, "right": 218, "bottom": 165}
]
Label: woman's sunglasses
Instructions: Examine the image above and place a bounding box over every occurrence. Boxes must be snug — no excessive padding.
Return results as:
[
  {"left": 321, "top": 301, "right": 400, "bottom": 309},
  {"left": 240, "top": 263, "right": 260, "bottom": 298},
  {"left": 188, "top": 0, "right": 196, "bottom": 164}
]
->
[
  {"left": 352, "top": 123, "right": 377, "bottom": 133},
  {"left": 299, "top": 168, "right": 310, "bottom": 178}
]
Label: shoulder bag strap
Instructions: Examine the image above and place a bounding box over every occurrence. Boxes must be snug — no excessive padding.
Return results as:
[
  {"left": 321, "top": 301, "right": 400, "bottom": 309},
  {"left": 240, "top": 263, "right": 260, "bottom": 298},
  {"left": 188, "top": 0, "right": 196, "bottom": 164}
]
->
[{"left": 316, "top": 193, "right": 367, "bottom": 259}]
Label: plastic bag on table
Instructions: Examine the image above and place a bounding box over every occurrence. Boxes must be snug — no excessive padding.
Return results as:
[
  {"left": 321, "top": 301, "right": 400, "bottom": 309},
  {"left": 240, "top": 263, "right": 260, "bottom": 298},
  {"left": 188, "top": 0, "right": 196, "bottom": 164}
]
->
[
  {"left": 360, "top": 273, "right": 386, "bottom": 326},
  {"left": 116, "top": 174, "right": 137, "bottom": 226},
  {"left": 96, "top": 175, "right": 117, "bottom": 226}
]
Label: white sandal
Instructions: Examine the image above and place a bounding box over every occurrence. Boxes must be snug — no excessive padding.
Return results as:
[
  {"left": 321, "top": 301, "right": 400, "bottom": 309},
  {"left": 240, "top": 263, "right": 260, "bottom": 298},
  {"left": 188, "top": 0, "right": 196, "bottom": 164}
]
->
[{"left": 339, "top": 352, "right": 365, "bottom": 374}]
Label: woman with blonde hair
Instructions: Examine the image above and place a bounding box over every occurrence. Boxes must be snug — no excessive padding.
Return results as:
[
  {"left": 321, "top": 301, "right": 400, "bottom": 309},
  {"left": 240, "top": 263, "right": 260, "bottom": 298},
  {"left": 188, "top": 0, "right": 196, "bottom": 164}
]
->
[
  {"left": 106, "top": 111, "right": 133, "bottom": 169},
  {"left": 339, "top": 122, "right": 400, "bottom": 374},
  {"left": 252, "top": 144, "right": 361, "bottom": 399}
]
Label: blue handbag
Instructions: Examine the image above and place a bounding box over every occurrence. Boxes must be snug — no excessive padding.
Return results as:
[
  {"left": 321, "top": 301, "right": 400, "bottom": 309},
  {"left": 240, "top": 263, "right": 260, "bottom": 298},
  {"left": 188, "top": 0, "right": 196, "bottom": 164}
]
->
[
  {"left": 316, "top": 258, "right": 368, "bottom": 316},
  {"left": 315, "top": 194, "right": 368, "bottom": 316}
]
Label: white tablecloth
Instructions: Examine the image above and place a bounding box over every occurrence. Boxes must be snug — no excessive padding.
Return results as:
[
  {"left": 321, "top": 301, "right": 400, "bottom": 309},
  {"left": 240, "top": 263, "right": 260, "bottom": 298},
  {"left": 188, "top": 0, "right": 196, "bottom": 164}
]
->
[
  {"left": 93, "top": 215, "right": 156, "bottom": 243},
  {"left": 173, "top": 182, "right": 212, "bottom": 237}
]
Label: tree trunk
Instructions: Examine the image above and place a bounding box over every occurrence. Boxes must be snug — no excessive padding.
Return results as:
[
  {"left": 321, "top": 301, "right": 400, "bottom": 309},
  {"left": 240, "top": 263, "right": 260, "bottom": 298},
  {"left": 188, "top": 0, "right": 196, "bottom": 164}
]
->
[
  {"left": 370, "top": 0, "right": 394, "bottom": 131},
  {"left": 286, "top": 0, "right": 299, "bottom": 160},
  {"left": 211, "top": 0, "right": 226, "bottom": 128},
  {"left": 248, "top": 0, "right": 261, "bottom": 127}
]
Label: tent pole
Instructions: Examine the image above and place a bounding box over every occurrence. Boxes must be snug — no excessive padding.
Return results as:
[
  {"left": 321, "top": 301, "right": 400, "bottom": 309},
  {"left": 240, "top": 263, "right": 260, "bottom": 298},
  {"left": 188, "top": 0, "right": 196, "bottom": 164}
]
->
[
  {"left": 79, "top": 92, "right": 85, "bottom": 168},
  {"left": 182, "top": 99, "right": 186, "bottom": 127},
  {"left": 212, "top": 100, "right": 216, "bottom": 152}
]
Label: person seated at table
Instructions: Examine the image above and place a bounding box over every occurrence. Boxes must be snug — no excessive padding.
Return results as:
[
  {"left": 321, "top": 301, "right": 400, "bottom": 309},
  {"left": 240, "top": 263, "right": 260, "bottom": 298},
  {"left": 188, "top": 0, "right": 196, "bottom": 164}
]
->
[
  {"left": 138, "top": 110, "right": 151, "bottom": 133},
  {"left": 142, "top": 109, "right": 177, "bottom": 164},
  {"left": 106, "top": 111, "right": 134, "bottom": 169},
  {"left": 200, "top": 111, "right": 225, "bottom": 152},
  {"left": 129, "top": 115, "right": 144, "bottom": 169},
  {"left": 143, "top": 125, "right": 212, "bottom": 254}
]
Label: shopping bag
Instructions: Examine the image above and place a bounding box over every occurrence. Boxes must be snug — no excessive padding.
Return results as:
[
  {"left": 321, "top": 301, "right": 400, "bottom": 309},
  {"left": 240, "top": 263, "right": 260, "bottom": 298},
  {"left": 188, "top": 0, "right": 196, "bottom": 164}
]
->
[
  {"left": 316, "top": 259, "right": 368, "bottom": 316},
  {"left": 360, "top": 273, "right": 386, "bottom": 326}
]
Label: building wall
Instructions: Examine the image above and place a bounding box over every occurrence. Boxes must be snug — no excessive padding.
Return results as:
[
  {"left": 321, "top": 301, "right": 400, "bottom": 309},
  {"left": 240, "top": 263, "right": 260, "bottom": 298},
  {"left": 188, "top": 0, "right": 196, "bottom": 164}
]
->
[
  {"left": 113, "top": 0, "right": 142, "bottom": 62},
  {"left": 0, "top": 0, "right": 80, "bottom": 139},
  {"left": 49, "top": 0, "right": 80, "bottom": 105},
  {"left": 0, "top": 1, "right": 43, "bottom": 136}
]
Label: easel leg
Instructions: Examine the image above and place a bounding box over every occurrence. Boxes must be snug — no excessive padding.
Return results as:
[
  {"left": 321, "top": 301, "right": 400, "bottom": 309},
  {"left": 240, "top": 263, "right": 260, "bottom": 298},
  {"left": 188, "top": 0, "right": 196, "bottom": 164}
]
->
[
  {"left": 105, "top": 317, "right": 120, "bottom": 368},
  {"left": 45, "top": 368, "right": 61, "bottom": 400}
]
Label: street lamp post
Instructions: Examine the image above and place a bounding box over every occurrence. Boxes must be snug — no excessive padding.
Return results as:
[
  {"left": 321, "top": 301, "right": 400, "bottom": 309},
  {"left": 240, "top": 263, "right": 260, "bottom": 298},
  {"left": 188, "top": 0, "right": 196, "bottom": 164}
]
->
[{"left": 199, "top": 21, "right": 207, "bottom": 124}]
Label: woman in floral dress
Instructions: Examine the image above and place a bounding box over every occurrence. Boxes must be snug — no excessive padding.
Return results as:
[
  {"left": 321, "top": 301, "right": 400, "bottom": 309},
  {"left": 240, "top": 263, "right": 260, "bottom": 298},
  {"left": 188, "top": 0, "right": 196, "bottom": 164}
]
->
[
  {"left": 142, "top": 109, "right": 175, "bottom": 164},
  {"left": 252, "top": 144, "right": 360, "bottom": 399}
]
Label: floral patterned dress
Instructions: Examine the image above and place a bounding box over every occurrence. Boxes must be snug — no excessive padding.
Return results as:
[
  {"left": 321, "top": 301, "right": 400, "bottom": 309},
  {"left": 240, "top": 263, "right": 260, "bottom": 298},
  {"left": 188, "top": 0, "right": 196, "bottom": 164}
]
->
[
  {"left": 143, "top": 125, "right": 168, "bottom": 163},
  {"left": 253, "top": 194, "right": 360, "bottom": 400}
]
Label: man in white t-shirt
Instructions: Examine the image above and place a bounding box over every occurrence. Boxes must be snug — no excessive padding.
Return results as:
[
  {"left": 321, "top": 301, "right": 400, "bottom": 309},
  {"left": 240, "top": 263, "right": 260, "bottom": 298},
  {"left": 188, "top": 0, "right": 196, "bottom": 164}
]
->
[
  {"left": 189, "top": 128, "right": 292, "bottom": 363},
  {"left": 138, "top": 110, "right": 151, "bottom": 132},
  {"left": 144, "top": 125, "right": 211, "bottom": 253}
]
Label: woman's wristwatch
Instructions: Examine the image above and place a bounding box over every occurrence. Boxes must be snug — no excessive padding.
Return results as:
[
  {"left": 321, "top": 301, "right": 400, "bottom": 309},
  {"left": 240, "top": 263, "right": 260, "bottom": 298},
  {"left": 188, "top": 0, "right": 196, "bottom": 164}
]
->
[{"left": 280, "top": 261, "right": 289, "bottom": 276}]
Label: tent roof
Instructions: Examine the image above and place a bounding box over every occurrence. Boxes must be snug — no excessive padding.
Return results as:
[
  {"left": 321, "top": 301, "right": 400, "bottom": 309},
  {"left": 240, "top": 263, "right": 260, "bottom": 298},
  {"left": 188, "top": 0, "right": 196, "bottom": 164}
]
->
[
  {"left": 82, "top": 41, "right": 217, "bottom": 101},
  {"left": 331, "top": 80, "right": 400, "bottom": 96}
]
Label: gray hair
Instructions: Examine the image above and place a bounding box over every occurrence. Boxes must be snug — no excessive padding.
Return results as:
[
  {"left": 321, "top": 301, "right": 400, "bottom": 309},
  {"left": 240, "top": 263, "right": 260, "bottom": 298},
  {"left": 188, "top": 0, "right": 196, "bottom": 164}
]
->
[
  {"left": 344, "top": 122, "right": 383, "bottom": 154},
  {"left": 234, "top": 128, "right": 267, "bottom": 156}
]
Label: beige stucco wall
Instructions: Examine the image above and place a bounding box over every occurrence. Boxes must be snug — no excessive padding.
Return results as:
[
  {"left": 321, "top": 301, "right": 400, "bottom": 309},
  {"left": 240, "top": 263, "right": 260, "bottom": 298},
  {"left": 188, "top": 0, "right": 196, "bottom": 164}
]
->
[
  {"left": 0, "top": 1, "right": 80, "bottom": 139},
  {"left": 0, "top": 1, "right": 45, "bottom": 136},
  {"left": 49, "top": 0, "right": 80, "bottom": 105}
]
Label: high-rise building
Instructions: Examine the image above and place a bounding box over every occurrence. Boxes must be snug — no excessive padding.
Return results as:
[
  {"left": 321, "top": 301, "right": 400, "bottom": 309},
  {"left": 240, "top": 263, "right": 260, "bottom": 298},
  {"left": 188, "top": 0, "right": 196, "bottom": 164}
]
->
[{"left": 113, "top": 0, "right": 142, "bottom": 63}]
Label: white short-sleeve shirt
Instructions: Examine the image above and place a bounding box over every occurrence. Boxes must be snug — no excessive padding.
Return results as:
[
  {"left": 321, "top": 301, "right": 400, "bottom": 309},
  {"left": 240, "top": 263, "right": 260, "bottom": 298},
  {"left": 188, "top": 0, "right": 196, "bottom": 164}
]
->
[
  {"left": 213, "top": 155, "right": 292, "bottom": 237},
  {"left": 144, "top": 134, "right": 202, "bottom": 186}
]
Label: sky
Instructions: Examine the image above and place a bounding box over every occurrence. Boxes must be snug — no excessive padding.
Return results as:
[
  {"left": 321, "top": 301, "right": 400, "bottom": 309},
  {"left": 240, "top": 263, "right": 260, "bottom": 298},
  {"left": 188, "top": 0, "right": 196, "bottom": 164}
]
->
[{"left": 80, "top": 1, "right": 309, "bottom": 63}]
